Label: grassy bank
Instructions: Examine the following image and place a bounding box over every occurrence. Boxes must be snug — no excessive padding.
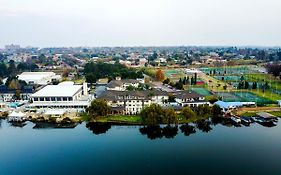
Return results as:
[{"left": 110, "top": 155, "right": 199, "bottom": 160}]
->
[{"left": 81, "top": 113, "right": 211, "bottom": 125}]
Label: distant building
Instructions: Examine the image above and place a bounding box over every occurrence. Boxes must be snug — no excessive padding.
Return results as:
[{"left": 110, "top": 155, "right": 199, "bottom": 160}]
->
[
  {"left": 17, "top": 72, "right": 61, "bottom": 85},
  {"left": 106, "top": 77, "right": 141, "bottom": 91},
  {"left": 5, "top": 44, "right": 21, "bottom": 51},
  {"left": 0, "top": 85, "right": 33, "bottom": 102}
]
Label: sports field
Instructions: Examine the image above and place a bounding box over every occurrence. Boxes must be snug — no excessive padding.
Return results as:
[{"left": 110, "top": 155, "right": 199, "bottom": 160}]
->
[
  {"left": 192, "top": 88, "right": 212, "bottom": 96},
  {"left": 216, "top": 92, "right": 274, "bottom": 105}
]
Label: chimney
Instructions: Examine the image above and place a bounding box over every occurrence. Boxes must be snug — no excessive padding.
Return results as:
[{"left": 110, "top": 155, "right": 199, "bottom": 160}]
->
[{"left": 83, "top": 82, "right": 88, "bottom": 96}]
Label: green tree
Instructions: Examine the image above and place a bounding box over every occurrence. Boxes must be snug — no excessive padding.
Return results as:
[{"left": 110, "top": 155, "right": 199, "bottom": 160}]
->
[
  {"left": 252, "top": 82, "right": 257, "bottom": 89},
  {"left": 195, "top": 105, "right": 212, "bottom": 117},
  {"left": 181, "top": 106, "right": 196, "bottom": 119},
  {"left": 126, "top": 85, "right": 135, "bottom": 91},
  {"left": 212, "top": 105, "right": 222, "bottom": 116},
  {"left": 8, "top": 60, "right": 16, "bottom": 75},
  {"left": 162, "top": 108, "right": 177, "bottom": 125},
  {"left": 140, "top": 104, "right": 163, "bottom": 126},
  {"left": 87, "top": 99, "right": 111, "bottom": 119}
]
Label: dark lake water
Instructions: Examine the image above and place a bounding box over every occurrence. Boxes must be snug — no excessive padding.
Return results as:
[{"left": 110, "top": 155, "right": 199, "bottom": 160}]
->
[{"left": 1, "top": 119, "right": 281, "bottom": 175}]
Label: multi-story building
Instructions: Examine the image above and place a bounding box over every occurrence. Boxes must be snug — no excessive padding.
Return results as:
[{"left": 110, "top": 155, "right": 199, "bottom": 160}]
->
[{"left": 98, "top": 90, "right": 169, "bottom": 115}]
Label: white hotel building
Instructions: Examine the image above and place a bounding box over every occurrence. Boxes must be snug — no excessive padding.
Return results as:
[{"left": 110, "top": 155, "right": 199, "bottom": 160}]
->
[{"left": 29, "top": 82, "right": 90, "bottom": 110}]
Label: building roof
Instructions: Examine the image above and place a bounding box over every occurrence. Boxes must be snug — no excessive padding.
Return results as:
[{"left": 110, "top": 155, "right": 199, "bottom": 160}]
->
[
  {"left": 9, "top": 111, "right": 26, "bottom": 117},
  {"left": 107, "top": 79, "right": 139, "bottom": 88},
  {"left": 214, "top": 101, "right": 243, "bottom": 109},
  {"left": 98, "top": 90, "right": 168, "bottom": 101},
  {"left": 32, "top": 85, "right": 82, "bottom": 97}
]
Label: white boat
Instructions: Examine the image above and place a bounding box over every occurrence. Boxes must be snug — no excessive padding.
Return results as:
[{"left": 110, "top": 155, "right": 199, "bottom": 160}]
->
[{"left": 230, "top": 116, "right": 241, "bottom": 123}]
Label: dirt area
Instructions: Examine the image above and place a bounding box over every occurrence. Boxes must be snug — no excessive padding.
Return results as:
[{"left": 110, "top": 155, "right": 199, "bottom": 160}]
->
[{"left": 237, "top": 106, "right": 281, "bottom": 115}]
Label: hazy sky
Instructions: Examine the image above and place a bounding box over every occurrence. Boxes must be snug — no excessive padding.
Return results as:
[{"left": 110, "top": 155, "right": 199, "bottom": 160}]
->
[{"left": 0, "top": 0, "right": 281, "bottom": 47}]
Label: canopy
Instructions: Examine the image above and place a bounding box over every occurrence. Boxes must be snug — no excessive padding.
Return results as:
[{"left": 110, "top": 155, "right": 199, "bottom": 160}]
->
[{"left": 8, "top": 111, "right": 26, "bottom": 118}]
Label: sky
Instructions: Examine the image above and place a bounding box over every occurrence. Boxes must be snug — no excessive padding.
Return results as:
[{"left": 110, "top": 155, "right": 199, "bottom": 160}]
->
[{"left": 0, "top": 0, "right": 281, "bottom": 48}]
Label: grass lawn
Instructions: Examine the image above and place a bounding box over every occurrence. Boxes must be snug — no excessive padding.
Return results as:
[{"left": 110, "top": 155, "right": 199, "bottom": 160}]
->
[
  {"left": 73, "top": 77, "right": 86, "bottom": 84},
  {"left": 250, "top": 89, "right": 281, "bottom": 102},
  {"left": 92, "top": 115, "right": 143, "bottom": 124},
  {"left": 106, "top": 115, "right": 142, "bottom": 123},
  {"left": 246, "top": 73, "right": 281, "bottom": 90}
]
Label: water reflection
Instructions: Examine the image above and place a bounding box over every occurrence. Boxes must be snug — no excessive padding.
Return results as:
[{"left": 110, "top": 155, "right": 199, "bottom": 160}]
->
[
  {"left": 86, "top": 122, "right": 112, "bottom": 135},
  {"left": 33, "top": 122, "right": 78, "bottom": 129},
  {"left": 195, "top": 119, "right": 213, "bottom": 133},
  {"left": 139, "top": 125, "right": 178, "bottom": 140},
  {"left": 180, "top": 124, "right": 196, "bottom": 136}
]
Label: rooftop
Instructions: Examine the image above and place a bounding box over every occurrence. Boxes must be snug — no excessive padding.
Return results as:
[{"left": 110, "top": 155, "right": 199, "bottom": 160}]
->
[{"left": 32, "top": 85, "right": 82, "bottom": 97}]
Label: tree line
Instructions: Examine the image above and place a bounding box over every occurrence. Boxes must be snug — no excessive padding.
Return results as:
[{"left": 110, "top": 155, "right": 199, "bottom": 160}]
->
[{"left": 84, "top": 62, "right": 144, "bottom": 83}]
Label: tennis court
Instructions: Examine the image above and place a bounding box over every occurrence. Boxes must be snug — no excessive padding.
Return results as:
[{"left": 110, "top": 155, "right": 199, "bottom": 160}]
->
[
  {"left": 192, "top": 88, "right": 212, "bottom": 96},
  {"left": 216, "top": 92, "right": 274, "bottom": 105}
]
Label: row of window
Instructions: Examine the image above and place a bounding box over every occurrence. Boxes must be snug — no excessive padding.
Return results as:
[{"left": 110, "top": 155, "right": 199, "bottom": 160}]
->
[{"left": 33, "top": 97, "right": 73, "bottom": 102}]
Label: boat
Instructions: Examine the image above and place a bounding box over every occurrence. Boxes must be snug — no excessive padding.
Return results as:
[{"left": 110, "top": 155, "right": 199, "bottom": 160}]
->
[
  {"left": 240, "top": 116, "right": 253, "bottom": 126},
  {"left": 230, "top": 116, "right": 241, "bottom": 124},
  {"left": 252, "top": 116, "right": 277, "bottom": 127}
]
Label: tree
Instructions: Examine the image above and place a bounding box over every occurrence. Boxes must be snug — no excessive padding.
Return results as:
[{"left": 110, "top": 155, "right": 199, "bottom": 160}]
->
[
  {"left": 85, "top": 73, "right": 97, "bottom": 84},
  {"left": 126, "top": 85, "right": 135, "bottom": 91},
  {"left": 266, "top": 64, "right": 281, "bottom": 77},
  {"left": 195, "top": 105, "right": 212, "bottom": 117},
  {"left": 162, "top": 108, "right": 177, "bottom": 125},
  {"left": 8, "top": 60, "right": 16, "bottom": 75},
  {"left": 212, "top": 105, "right": 222, "bottom": 116},
  {"left": 252, "top": 82, "right": 257, "bottom": 89},
  {"left": 62, "top": 69, "right": 70, "bottom": 78},
  {"left": 0, "top": 63, "right": 8, "bottom": 77},
  {"left": 155, "top": 69, "right": 165, "bottom": 82},
  {"left": 168, "top": 94, "right": 176, "bottom": 102},
  {"left": 175, "top": 81, "right": 184, "bottom": 90},
  {"left": 87, "top": 99, "right": 111, "bottom": 119},
  {"left": 163, "top": 78, "right": 170, "bottom": 84},
  {"left": 181, "top": 106, "right": 196, "bottom": 119},
  {"left": 190, "top": 77, "right": 194, "bottom": 85},
  {"left": 194, "top": 73, "right": 197, "bottom": 84},
  {"left": 244, "top": 81, "right": 249, "bottom": 89},
  {"left": 140, "top": 104, "right": 163, "bottom": 126}
]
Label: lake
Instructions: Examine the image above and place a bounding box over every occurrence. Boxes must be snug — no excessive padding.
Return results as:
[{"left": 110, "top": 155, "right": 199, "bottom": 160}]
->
[{"left": 0, "top": 119, "right": 281, "bottom": 175}]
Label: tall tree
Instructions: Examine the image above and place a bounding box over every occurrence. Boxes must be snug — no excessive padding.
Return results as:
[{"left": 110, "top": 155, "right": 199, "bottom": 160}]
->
[
  {"left": 155, "top": 69, "right": 165, "bottom": 82},
  {"left": 87, "top": 99, "right": 111, "bottom": 119},
  {"left": 140, "top": 104, "right": 164, "bottom": 126},
  {"left": 181, "top": 106, "right": 196, "bottom": 119}
]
